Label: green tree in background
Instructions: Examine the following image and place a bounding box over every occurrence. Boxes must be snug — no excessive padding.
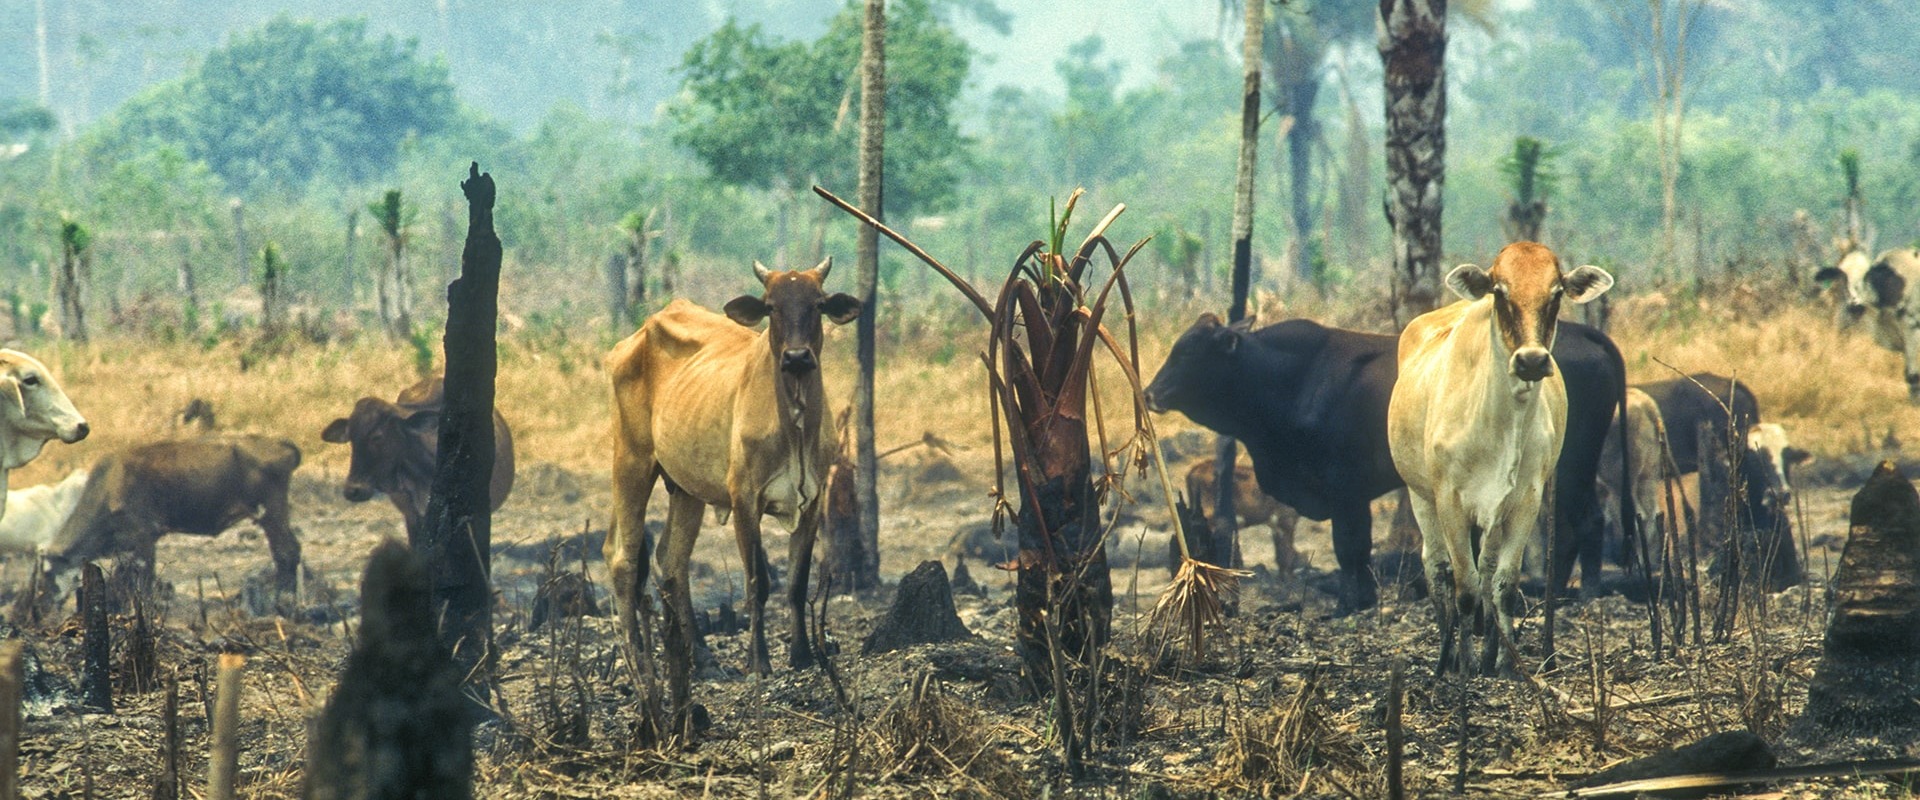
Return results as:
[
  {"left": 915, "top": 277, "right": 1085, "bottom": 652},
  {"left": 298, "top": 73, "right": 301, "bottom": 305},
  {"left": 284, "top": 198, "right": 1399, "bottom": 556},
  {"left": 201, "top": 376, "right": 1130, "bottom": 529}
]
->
[
  {"left": 670, "top": 0, "right": 969, "bottom": 253},
  {"left": 94, "top": 17, "right": 458, "bottom": 194}
]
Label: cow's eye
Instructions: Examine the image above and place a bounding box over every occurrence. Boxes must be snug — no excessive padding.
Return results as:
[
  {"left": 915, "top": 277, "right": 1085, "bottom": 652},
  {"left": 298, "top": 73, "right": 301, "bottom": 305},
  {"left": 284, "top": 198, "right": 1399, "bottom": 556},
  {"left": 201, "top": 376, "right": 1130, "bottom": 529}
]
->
[{"left": 20, "top": 374, "right": 39, "bottom": 387}]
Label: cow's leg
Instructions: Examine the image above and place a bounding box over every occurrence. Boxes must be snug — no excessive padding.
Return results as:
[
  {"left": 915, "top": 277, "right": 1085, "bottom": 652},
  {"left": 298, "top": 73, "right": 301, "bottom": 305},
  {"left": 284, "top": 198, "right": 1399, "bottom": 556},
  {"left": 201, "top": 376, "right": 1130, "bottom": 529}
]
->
[
  {"left": 786, "top": 502, "right": 820, "bottom": 670},
  {"left": 657, "top": 489, "right": 704, "bottom": 736},
  {"left": 1406, "top": 492, "right": 1460, "bottom": 675},
  {"left": 606, "top": 452, "right": 660, "bottom": 678},
  {"left": 1481, "top": 514, "right": 1534, "bottom": 678},
  {"left": 730, "top": 501, "right": 774, "bottom": 676},
  {"left": 258, "top": 484, "right": 301, "bottom": 592},
  {"left": 1329, "top": 502, "right": 1378, "bottom": 613}
]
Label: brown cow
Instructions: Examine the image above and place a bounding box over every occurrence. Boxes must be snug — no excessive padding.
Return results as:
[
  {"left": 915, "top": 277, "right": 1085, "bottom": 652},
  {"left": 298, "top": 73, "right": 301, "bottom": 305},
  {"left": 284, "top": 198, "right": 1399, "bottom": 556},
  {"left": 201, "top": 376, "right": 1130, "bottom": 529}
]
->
[
  {"left": 1183, "top": 458, "right": 1302, "bottom": 573},
  {"left": 320, "top": 375, "right": 515, "bottom": 541},
  {"left": 606, "top": 257, "right": 859, "bottom": 730},
  {"left": 42, "top": 435, "right": 302, "bottom": 592}
]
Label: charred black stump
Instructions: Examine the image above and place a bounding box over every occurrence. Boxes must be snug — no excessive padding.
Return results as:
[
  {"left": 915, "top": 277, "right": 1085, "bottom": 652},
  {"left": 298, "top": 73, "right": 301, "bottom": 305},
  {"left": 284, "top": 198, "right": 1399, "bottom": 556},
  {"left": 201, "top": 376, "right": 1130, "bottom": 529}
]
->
[
  {"left": 1790, "top": 461, "right": 1920, "bottom": 744},
  {"left": 1573, "top": 730, "right": 1774, "bottom": 796},
  {"left": 303, "top": 541, "right": 474, "bottom": 800},
  {"left": 79, "top": 563, "right": 110, "bottom": 713},
  {"left": 862, "top": 561, "right": 972, "bottom": 655}
]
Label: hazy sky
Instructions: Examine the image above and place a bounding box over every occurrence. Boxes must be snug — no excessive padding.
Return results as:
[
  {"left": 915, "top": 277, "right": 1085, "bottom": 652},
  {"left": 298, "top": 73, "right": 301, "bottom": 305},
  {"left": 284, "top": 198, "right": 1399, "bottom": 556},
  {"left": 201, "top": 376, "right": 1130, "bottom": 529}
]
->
[{"left": 947, "top": 0, "right": 1224, "bottom": 98}]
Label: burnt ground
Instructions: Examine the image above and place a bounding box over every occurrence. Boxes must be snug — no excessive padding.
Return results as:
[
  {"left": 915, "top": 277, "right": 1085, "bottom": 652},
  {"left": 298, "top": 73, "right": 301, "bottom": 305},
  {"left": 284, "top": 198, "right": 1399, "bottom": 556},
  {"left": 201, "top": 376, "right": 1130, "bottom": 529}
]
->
[{"left": 1, "top": 449, "right": 1915, "bottom": 799}]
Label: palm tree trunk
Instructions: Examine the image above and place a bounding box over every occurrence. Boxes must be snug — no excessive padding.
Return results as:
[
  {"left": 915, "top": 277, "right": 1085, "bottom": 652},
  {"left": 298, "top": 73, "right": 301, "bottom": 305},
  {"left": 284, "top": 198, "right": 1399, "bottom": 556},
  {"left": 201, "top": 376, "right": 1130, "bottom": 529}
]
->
[{"left": 1379, "top": 0, "right": 1448, "bottom": 329}]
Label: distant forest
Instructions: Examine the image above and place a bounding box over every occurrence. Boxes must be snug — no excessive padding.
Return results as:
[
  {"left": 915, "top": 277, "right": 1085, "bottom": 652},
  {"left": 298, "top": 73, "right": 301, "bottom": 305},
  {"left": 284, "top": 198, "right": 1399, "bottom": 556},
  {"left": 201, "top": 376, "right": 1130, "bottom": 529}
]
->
[{"left": 4, "top": 0, "right": 1920, "bottom": 334}]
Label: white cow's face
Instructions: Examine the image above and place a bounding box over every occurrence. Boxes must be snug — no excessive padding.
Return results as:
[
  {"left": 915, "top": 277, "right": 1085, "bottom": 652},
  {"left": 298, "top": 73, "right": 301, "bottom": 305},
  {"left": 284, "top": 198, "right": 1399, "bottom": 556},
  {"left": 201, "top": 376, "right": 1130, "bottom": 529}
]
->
[
  {"left": 1829, "top": 250, "right": 1875, "bottom": 313},
  {"left": 0, "top": 349, "right": 88, "bottom": 469}
]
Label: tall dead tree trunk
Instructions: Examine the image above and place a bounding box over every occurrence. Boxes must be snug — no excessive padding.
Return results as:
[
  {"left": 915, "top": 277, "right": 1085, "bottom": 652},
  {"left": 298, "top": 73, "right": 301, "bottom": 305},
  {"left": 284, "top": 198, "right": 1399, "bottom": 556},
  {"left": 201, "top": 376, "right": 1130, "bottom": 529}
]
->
[
  {"left": 343, "top": 208, "right": 359, "bottom": 311},
  {"left": 419, "top": 163, "right": 501, "bottom": 697},
  {"left": 1272, "top": 18, "right": 1325, "bottom": 285},
  {"left": 259, "top": 242, "right": 284, "bottom": 340},
  {"left": 1379, "top": 0, "right": 1449, "bottom": 329},
  {"left": 852, "top": 0, "right": 886, "bottom": 590},
  {"left": 1212, "top": 0, "right": 1265, "bottom": 574}
]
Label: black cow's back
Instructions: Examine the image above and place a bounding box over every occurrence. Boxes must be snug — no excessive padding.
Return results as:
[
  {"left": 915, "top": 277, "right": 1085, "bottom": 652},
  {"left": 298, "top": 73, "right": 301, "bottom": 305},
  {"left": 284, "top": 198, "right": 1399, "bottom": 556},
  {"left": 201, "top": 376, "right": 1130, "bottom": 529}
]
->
[{"left": 1636, "top": 373, "right": 1760, "bottom": 473}]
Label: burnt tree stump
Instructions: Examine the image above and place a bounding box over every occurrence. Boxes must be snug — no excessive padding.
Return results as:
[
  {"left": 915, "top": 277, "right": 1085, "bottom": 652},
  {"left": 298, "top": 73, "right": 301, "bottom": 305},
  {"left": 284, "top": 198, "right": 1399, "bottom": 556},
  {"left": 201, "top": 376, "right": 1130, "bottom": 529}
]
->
[
  {"left": 862, "top": 560, "right": 972, "bottom": 655},
  {"left": 419, "top": 163, "right": 501, "bottom": 694},
  {"left": 822, "top": 455, "right": 875, "bottom": 593},
  {"left": 1791, "top": 460, "right": 1920, "bottom": 742},
  {"left": 304, "top": 541, "right": 473, "bottom": 800},
  {"left": 79, "top": 563, "right": 110, "bottom": 713}
]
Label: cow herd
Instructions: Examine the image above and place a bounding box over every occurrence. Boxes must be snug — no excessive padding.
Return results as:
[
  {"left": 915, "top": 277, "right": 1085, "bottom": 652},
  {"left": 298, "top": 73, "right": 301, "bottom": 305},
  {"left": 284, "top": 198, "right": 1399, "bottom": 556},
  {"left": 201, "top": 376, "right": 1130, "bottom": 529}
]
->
[{"left": 0, "top": 240, "right": 1874, "bottom": 732}]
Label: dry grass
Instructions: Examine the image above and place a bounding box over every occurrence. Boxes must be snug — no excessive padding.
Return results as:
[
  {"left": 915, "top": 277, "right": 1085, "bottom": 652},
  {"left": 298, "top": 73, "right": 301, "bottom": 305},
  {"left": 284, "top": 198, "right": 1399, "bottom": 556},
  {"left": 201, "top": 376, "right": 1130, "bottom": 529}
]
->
[
  {"left": 1216, "top": 671, "right": 1373, "bottom": 797},
  {"left": 8, "top": 279, "right": 1887, "bottom": 494}
]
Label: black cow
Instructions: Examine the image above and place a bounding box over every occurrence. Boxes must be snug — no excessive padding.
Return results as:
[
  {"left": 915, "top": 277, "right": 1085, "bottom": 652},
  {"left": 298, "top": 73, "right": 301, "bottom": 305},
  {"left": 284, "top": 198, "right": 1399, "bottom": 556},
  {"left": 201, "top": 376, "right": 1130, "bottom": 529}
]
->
[{"left": 1145, "top": 313, "right": 1628, "bottom": 612}]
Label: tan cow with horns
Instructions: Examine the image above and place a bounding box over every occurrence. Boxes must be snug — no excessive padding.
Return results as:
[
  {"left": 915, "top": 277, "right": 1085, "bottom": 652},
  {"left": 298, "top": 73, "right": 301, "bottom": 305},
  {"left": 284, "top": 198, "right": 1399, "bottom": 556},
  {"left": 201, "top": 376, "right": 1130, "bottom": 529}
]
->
[
  {"left": 1389, "top": 242, "right": 1613, "bottom": 676},
  {"left": 605, "top": 257, "right": 860, "bottom": 732}
]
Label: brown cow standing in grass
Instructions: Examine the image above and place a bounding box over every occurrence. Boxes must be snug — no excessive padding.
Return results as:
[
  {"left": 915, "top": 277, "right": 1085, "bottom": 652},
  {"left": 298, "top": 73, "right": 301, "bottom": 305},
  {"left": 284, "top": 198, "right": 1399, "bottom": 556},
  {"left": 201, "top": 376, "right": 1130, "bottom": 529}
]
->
[
  {"left": 321, "top": 375, "right": 516, "bottom": 542},
  {"left": 42, "top": 435, "right": 302, "bottom": 593},
  {"left": 1389, "top": 242, "right": 1613, "bottom": 676},
  {"left": 605, "top": 258, "right": 859, "bottom": 731}
]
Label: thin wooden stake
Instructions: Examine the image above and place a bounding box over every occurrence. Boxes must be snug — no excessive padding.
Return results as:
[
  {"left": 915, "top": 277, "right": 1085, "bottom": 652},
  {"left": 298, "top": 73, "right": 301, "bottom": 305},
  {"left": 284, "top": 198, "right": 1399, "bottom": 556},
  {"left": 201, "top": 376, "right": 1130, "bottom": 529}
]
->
[
  {"left": 1386, "top": 660, "right": 1405, "bottom": 800},
  {"left": 155, "top": 673, "right": 179, "bottom": 800},
  {"left": 0, "top": 641, "right": 23, "bottom": 800},
  {"left": 210, "top": 653, "right": 245, "bottom": 800}
]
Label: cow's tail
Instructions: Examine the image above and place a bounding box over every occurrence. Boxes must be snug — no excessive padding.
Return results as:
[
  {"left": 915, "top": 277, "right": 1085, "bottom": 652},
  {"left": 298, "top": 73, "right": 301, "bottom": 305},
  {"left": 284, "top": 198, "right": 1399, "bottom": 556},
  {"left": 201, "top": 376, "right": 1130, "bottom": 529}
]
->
[{"left": 1616, "top": 370, "right": 1636, "bottom": 574}]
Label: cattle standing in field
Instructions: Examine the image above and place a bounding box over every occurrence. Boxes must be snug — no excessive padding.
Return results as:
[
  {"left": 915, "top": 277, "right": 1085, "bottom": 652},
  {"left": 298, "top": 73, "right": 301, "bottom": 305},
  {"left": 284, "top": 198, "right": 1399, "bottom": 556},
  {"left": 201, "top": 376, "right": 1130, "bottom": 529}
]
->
[
  {"left": 605, "top": 258, "right": 859, "bottom": 731},
  {"left": 1632, "top": 372, "right": 1802, "bottom": 578},
  {"left": 1599, "top": 388, "right": 1671, "bottom": 570},
  {"left": 1816, "top": 247, "right": 1920, "bottom": 402},
  {"left": 1144, "top": 312, "right": 1626, "bottom": 613},
  {"left": 0, "top": 469, "right": 87, "bottom": 554},
  {"left": 1181, "top": 457, "right": 1302, "bottom": 573},
  {"left": 42, "top": 435, "right": 303, "bottom": 592},
  {"left": 321, "top": 375, "right": 516, "bottom": 541},
  {"left": 0, "top": 349, "right": 89, "bottom": 514},
  {"left": 1389, "top": 242, "right": 1613, "bottom": 675}
]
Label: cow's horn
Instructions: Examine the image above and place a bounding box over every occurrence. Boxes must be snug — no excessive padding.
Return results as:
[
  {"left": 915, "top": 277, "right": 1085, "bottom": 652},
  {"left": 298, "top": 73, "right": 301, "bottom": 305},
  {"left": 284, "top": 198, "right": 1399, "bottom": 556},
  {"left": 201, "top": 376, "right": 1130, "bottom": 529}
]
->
[
  {"left": 812, "top": 256, "right": 833, "bottom": 282},
  {"left": 753, "top": 260, "right": 773, "bottom": 285}
]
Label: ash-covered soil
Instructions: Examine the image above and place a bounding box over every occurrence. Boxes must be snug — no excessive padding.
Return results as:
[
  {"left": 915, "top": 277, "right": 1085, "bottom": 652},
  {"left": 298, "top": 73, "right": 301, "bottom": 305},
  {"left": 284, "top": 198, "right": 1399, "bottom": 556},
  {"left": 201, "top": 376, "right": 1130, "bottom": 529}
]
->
[{"left": 3, "top": 450, "right": 1913, "bottom": 799}]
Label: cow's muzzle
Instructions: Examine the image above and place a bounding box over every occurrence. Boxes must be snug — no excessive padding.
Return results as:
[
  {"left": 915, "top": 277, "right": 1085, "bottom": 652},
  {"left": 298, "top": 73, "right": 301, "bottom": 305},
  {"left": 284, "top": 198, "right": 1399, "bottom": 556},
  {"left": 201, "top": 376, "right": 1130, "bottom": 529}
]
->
[
  {"left": 342, "top": 483, "right": 376, "bottom": 503},
  {"left": 1144, "top": 389, "right": 1168, "bottom": 413},
  {"left": 1511, "top": 347, "right": 1554, "bottom": 382},
  {"left": 60, "top": 421, "right": 89, "bottom": 443},
  {"left": 781, "top": 348, "right": 818, "bottom": 375},
  {"left": 1845, "top": 303, "right": 1868, "bottom": 318}
]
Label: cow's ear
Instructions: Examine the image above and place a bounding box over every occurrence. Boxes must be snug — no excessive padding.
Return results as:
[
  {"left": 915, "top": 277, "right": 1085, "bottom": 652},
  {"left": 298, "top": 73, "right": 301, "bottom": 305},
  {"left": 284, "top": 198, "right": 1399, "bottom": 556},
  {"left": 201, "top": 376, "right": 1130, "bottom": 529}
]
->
[
  {"left": 0, "top": 377, "right": 21, "bottom": 418},
  {"left": 1445, "top": 264, "right": 1493, "bottom": 300},
  {"left": 724, "top": 295, "right": 772, "bottom": 326},
  {"left": 321, "top": 418, "right": 351, "bottom": 443},
  {"left": 1813, "top": 267, "right": 1846, "bottom": 285},
  {"left": 1784, "top": 446, "right": 1814, "bottom": 466},
  {"left": 404, "top": 410, "right": 441, "bottom": 436},
  {"left": 1867, "top": 262, "right": 1906, "bottom": 308},
  {"left": 820, "top": 293, "right": 862, "bottom": 325},
  {"left": 1563, "top": 265, "right": 1615, "bottom": 304},
  {"left": 1211, "top": 325, "right": 1240, "bottom": 354}
]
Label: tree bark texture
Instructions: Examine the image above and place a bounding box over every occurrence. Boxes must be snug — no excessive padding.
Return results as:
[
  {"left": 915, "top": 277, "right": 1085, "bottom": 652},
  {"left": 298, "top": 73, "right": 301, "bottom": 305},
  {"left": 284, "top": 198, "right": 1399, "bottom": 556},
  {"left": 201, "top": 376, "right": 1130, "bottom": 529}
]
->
[
  {"left": 419, "top": 163, "right": 501, "bottom": 694},
  {"left": 853, "top": 0, "right": 887, "bottom": 589},
  {"left": 1379, "top": 0, "right": 1448, "bottom": 329},
  {"left": 1215, "top": 0, "right": 1265, "bottom": 572}
]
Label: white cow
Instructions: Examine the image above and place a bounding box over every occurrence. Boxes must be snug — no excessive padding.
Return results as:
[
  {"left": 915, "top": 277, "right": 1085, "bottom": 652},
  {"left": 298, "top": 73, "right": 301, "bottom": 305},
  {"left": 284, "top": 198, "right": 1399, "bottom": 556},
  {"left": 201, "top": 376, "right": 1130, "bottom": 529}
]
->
[
  {"left": 0, "top": 350, "right": 89, "bottom": 517},
  {"left": 1389, "top": 242, "right": 1612, "bottom": 676},
  {"left": 0, "top": 469, "right": 87, "bottom": 554},
  {"left": 1816, "top": 247, "right": 1920, "bottom": 403}
]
